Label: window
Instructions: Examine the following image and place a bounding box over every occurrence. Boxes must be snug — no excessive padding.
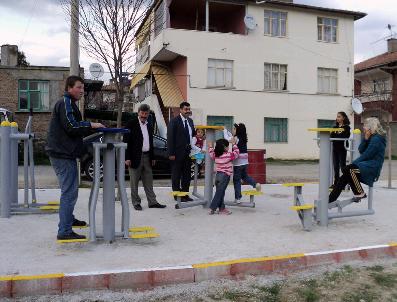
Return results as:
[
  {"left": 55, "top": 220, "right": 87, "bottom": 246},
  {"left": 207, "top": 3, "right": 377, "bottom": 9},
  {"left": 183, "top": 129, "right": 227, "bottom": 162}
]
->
[
  {"left": 317, "top": 119, "right": 335, "bottom": 128},
  {"left": 318, "top": 68, "right": 338, "bottom": 94},
  {"left": 154, "top": 0, "right": 165, "bottom": 37},
  {"left": 264, "top": 63, "right": 287, "bottom": 90},
  {"left": 207, "top": 59, "right": 233, "bottom": 88},
  {"left": 264, "top": 10, "right": 287, "bottom": 37},
  {"left": 317, "top": 17, "right": 338, "bottom": 42},
  {"left": 207, "top": 115, "right": 234, "bottom": 140},
  {"left": 264, "top": 118, "right": 288, "bottom": 142},
  {"left": 373, "top": 79, "right": 391, "bottom": 93},
  {"left": 18, "top": 80, "right": 49, "bottom": 111}
]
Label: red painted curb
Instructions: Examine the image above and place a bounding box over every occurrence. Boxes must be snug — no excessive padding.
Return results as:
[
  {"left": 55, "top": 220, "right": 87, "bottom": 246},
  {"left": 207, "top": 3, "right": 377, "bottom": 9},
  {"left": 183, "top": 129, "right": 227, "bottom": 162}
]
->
[{"left": 1, "top": 245, "right": 396, "bottom": 298}]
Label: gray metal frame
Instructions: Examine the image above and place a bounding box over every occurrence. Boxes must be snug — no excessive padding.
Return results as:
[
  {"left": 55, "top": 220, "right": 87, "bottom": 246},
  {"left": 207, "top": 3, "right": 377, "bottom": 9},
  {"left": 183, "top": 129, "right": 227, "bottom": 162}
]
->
[
  {"left": 314, "top": 129, "right": 374, "bottom": 226},
  {"left": 88, "top": 130, "right": 130, "bottom": 243},
  {"left": 1, "top": 122, "right": 56, "bottom": 218},
  {"left": 175, "top": 128, "right": 219, "bottom": 209}
]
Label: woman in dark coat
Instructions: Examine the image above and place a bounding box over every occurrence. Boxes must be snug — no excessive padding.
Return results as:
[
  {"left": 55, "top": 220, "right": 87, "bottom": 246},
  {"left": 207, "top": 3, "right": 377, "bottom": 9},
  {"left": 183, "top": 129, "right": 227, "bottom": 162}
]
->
[
  {"left": 330, "top": 111, "right": 351, "bottom": 188},
  {"left": 329, "top": 118, "right": 386, "bottom": 203}
]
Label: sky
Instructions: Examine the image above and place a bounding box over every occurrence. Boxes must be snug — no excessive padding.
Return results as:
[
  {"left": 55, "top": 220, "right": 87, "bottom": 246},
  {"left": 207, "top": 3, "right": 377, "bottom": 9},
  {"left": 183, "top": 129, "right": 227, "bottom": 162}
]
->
[{"left": 0, "top": 0, "right": 396, "bottom": 82}]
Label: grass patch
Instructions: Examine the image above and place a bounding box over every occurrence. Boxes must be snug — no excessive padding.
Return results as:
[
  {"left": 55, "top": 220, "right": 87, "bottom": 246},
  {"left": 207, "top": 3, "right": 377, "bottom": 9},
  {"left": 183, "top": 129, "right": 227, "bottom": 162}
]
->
[
  {"left": 323, "top": 266, "right": 356, "bottom": 286},
  {"left": 266, "top": 158, "right": 319, "bottom": 164},
  {"left": 366, "top": 265, "right": 385, "bottom": 272},
  {"left": 342, "top": 287, "right": 376, "bottom": 302},
  {"left": 255, "top": 283, "right": 282, "bottom": 302},
  {"left": 223, "top": 290, "right": 253, "bottom": 301},
  {"left": 298, "top": 279, "right": 320, "bottom": 302},
  {"left": 370, "top": 272, "right": 397, "bottom": 288}
]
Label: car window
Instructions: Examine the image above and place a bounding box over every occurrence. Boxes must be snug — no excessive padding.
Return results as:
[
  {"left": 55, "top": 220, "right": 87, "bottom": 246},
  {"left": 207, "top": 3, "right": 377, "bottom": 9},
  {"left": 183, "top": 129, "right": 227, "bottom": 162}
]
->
[{"left": 153, "top": 136, "right": 166, "bottom": 148}]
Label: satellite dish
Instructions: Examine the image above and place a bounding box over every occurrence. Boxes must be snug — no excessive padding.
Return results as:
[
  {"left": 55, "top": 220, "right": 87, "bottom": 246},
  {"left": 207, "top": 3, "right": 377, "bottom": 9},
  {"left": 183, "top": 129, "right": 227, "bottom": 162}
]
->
[
  {"left": 351, "top": 97, "right": 363, "bottom": 115},
  {"left": 244, "top": 14, "right": 256, "bottom": 30},
  {"left": 89, "top": 63, "right": 104, "bottom": 79}
]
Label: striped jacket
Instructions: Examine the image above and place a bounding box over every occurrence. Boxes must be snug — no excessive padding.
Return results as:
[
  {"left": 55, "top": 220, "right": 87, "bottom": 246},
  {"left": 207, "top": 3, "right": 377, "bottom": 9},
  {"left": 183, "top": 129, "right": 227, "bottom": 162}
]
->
[
  {"left": 209, "top": 144, "right": 240, "bottom": 176},
  {"left": 46, "top": 93, "right": 92, "bottom": 159}
]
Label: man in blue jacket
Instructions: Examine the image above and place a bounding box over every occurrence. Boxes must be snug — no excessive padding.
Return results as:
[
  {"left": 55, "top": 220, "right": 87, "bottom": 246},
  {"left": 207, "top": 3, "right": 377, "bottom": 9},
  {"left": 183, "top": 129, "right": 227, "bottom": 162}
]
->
[
  {"left": 46, "top": 76, "right": 104, "bottom": 240},
  {"left": 329, "top": 118, "right": 386, "bottom": 203}
]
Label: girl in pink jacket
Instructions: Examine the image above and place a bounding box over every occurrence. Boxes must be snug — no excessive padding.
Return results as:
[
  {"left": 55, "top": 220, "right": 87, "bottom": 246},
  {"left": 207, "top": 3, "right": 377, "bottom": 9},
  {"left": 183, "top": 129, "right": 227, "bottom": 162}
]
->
[{"left": 208, "top": 138, "right": 239, "bottom": 215}]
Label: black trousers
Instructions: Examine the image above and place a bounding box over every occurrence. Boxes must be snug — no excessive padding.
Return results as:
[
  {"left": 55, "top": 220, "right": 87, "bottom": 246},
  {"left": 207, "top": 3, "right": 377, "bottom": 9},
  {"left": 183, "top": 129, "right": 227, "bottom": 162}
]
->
[
  {"left": 171, "top": 156, "right": 192, "bottom": 193},
  {"left": 332, "top": 148, "right": 347, "bottom": 185},
  {"left": 329, "top": 164, "right": 364, "bottom": 203}
]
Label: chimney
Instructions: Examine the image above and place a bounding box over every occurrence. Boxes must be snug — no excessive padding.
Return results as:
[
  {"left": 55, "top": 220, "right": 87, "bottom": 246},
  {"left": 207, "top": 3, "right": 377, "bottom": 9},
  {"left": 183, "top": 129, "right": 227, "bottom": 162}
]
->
[
  {"left": 387, "top": 38, "right": 397, "bottom": 53},
  {"left": 0, "top": 45, "right": 18, "bottom": 67}
]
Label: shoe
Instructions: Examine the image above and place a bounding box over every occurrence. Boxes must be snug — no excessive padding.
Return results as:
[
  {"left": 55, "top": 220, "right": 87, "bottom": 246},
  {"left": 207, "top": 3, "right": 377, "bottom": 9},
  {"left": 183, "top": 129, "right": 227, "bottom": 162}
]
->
[
  {"left": 209, "top": 209, "right": 216, "bottom": 215},
  {"left": 57, "top": 231, "right": 86, "bottom": 240},
  {"left": 149, "top": 203, "right": 166, "bottom": 208},
  {"left": 235, "top": 199, "right": 242, "bottom": 204},
  {"left": 352, "top": 193, "right": 367, "bottom": 203},
  {"left": 72, "top": 218, "right": 87, "bottom": 227},
  {"left": 219, "top": 208, "right": 232, "bottom": 215},
  {"left": 255, "top": 183, "right": 261, "bottom": 191},
  {"left": 134, "top": 204, "right": 143, "bottom": 211},
  {"left": 183, "top": 196, "right": 193, "bottom": 202}
]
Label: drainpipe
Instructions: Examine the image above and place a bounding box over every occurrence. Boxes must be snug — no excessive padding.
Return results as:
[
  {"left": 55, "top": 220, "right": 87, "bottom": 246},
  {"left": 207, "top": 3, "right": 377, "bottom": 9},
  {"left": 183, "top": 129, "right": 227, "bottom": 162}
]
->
[{"left": 206, "top": 0, "right": 209, "bottom": 32}]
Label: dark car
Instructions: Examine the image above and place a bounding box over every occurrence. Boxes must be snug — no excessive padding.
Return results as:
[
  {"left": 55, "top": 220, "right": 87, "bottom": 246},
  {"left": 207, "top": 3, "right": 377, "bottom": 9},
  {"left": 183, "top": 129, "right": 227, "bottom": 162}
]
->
[{"left": 80, "top": 133, "right": 201, "bottom": 181}]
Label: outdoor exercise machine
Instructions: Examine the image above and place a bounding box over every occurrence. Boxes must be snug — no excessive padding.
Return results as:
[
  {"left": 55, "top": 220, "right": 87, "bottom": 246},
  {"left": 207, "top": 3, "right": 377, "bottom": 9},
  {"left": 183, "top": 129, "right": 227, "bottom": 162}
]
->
[
  {"left": 178, "top": 125, "right": 263, "bottom": 209},
  {"left": 0, "top": 117, "right": 59, "bottom": 218},
  {"left": 173, "top": 125, "right": 223, "bottom": 209},
  {"left": 87, "top": 128, "right": 159, "bottom": 243},
  {"left": 88, "top": 128, "right": 129, "bottom": 243},
  {"left": 286, "top": 128, "right": 375, "bottom": 230}
]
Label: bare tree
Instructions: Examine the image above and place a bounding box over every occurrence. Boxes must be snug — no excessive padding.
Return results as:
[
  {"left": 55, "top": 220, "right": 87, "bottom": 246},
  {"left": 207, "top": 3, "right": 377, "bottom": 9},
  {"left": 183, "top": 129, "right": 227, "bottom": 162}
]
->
[{"left": 61, "top": 0, "right": 154, "bottom": 128}]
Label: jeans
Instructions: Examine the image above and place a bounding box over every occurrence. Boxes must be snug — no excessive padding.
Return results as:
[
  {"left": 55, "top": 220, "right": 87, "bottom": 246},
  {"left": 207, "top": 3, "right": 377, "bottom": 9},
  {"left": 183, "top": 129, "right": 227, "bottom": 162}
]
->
[
  {"left": 233, "top": 165, "right": 256, "bottom": 200},
  {"left": 50, "top": 157, "right": 79, "bottom": 236},
  {"left": 210, "top": 172, "right": 230, "bottom": 211},
  {"left": 329, "top": 164, "right": 364, "bottom": 203},
  {"left": 332, "top": 148, "right": 347, "bottom": 185}
]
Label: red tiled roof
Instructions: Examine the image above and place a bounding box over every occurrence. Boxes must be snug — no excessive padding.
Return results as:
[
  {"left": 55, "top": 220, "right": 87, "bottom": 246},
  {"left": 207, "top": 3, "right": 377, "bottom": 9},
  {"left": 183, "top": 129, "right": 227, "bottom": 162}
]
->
[{"left": 355, "top": 51, "right": 397, "bottom": 72}]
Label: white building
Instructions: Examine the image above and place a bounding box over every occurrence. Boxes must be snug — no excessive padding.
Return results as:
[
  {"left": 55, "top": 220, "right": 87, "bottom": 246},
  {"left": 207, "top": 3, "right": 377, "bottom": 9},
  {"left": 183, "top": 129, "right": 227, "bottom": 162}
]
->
[{"left": 130, "top": 0, "right": 366, "bottom": 159}]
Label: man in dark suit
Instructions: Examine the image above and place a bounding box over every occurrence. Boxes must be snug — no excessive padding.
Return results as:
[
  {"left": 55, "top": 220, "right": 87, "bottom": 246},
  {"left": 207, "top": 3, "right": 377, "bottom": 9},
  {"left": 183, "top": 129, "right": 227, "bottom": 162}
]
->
[
  {"left": 167, "top": 101, "right": 195, "bottom": 201},
  {"left": 124, "top": 104, "right": 166, "bottom": 210}
]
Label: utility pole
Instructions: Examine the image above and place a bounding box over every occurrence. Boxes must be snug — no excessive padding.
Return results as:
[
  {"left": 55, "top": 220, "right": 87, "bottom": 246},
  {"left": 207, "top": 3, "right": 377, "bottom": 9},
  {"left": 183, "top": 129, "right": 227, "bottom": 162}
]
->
[
  {"left": 70, "top": 0, "right": 83, "bottom": 185},
  {"left": 70, "top": 0, "right": 79, "bottom": 77}
]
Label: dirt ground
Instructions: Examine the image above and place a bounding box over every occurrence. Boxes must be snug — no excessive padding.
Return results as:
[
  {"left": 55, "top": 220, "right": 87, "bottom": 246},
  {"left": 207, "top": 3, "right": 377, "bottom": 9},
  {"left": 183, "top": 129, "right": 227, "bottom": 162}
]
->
[{"left": 4, "top": 259, "right": 397, "bottom": 302}]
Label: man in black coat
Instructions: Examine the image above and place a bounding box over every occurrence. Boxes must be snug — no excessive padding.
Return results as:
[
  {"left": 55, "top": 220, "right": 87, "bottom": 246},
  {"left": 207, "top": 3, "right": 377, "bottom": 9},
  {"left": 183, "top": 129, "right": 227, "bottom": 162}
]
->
[
  {"left": 167, "top": 101, "right": 195, "bottom": 201},
  {"left": 124, "top": 104, "right": 166, "bottom": 210}
]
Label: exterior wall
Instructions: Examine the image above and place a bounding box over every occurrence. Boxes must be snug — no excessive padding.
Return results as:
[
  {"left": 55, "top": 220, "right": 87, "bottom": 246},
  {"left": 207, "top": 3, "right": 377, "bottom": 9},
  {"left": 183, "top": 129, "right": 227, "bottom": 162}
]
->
[
  {"left": 0, "top": 66, "right": 70, "bottom": 153},
  {"left": 393, "top": 71, "right": 397, "bottom": 121},
  {"left": 148, "top": 4, "right": 355, "bottom": 158},
  {"left": 171, "top": 56, "right": 188, "bottom": 100}
]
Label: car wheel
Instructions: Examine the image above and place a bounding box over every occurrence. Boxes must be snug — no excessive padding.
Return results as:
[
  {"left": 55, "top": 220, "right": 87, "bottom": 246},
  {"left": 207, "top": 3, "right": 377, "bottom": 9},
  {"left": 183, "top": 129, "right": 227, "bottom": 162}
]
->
[{"left": 84, "top": 159, "right": 104, "bottom": 181}]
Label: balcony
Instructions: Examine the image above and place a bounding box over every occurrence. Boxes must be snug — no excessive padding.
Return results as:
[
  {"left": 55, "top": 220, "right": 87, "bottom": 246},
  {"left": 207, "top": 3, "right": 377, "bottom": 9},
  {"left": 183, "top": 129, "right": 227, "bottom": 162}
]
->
[{"left": 168, "top": 0, "right": 246, "bottom": 35}]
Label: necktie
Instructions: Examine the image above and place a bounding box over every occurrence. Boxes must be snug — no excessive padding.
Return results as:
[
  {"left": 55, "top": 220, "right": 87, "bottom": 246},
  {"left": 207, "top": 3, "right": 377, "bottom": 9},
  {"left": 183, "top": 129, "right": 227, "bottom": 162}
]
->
[{"left": 184, "top": 119, "right": 190, "bottom": 142}]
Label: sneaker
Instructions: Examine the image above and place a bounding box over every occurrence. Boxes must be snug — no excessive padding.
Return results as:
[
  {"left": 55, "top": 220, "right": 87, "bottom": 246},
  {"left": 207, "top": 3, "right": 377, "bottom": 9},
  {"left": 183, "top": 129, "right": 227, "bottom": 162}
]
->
[
  {"left": 72, "top": 218, "right": 87, "bottom": 227},
  {"left": 235, "top": 199, "right": 242, "bottom": 204},
  {"left": 255, "top": 183, "right": 261, "bottom": 191},
  {"left": 148, "top": 203, "right": 166, "bottom": 208},
  {"left": 209, "top": 209, "right": 216, "bottom": 215},
  {"left": 219, "top": 209, "right": 232, "bottom": 215},
  {"left": 352, "top": 193, "right": 367, "bottom": 203},
  {"left": 134, "top": 204, "right": 143, "bottom": 211},
  {"left": 57, "top": 231, "right": 86, "bottom": 240}
]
